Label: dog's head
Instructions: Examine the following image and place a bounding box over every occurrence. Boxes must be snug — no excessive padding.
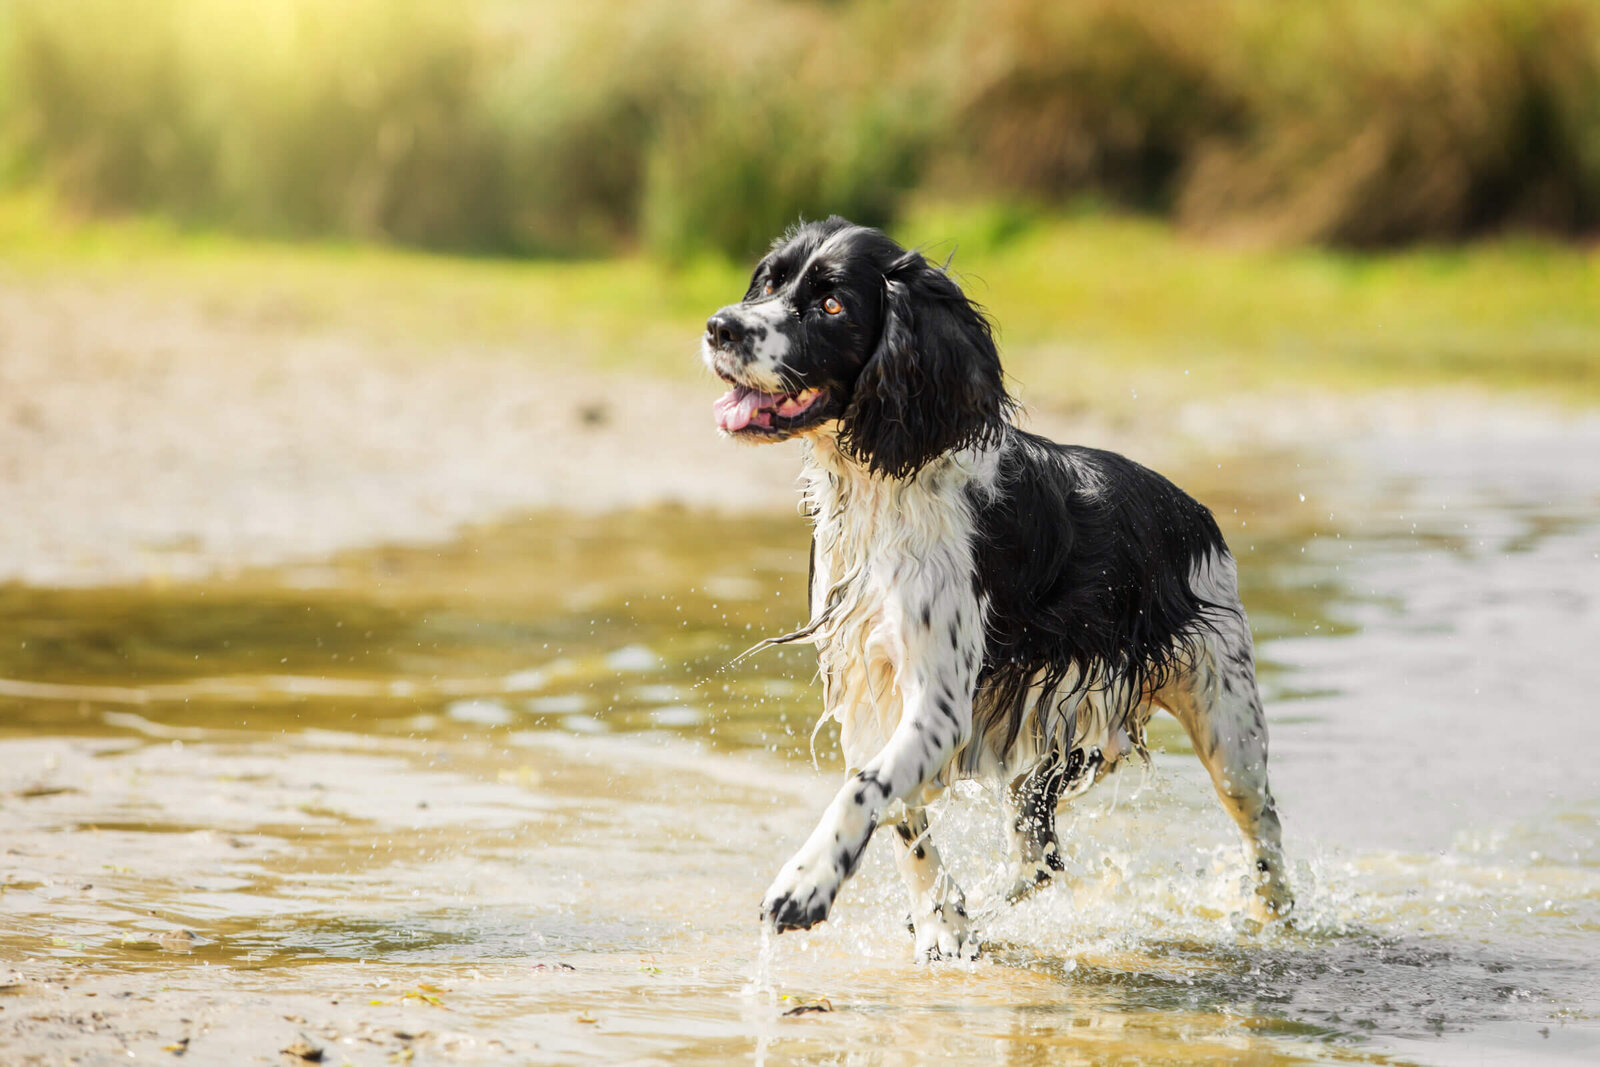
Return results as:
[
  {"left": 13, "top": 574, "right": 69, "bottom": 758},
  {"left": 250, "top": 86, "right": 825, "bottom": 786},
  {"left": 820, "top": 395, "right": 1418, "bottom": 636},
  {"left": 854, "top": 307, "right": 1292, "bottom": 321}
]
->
[{"left": 702, "top": 217, "right": 1011, "bottom": 479}]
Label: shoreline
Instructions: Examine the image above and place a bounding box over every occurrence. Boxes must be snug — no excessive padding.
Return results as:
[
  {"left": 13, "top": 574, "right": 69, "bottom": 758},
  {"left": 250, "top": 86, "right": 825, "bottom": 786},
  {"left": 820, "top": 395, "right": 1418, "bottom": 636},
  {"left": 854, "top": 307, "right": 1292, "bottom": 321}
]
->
[{"left": 1, "top": 274, "right": 1592, "bottom": 588}]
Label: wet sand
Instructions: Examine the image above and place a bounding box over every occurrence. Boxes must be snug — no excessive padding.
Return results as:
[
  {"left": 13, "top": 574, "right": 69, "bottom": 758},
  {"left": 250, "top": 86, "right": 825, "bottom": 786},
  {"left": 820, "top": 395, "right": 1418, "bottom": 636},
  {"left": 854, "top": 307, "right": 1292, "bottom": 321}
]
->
[{"left": 0, "top": 277, "right": 810, "bottom": 586}]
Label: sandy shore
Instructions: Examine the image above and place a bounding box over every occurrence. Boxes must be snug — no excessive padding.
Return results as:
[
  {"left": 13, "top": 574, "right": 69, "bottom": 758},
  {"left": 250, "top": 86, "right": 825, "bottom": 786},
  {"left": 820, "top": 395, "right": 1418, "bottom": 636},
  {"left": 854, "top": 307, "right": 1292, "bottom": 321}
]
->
[
  {"left": 0, "top": 272, "right": 1586, "bottom": 587},
  {"left": 0, "top": 277, "right": 810, "bottom": 586}
]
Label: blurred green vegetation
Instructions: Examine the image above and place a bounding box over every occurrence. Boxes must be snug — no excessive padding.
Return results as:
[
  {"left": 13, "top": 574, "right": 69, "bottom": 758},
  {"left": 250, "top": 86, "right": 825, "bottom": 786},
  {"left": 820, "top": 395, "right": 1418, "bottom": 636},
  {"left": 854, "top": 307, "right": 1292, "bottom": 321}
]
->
[
  {"left": 1, "top": 0, "right": 1594, "bottom": 401},
  {"left": 5, "top": 191, "right": 1594, "bottom": 401},
  {"left": 2, "top": 0, "right": 1599, "bottom": 260}
]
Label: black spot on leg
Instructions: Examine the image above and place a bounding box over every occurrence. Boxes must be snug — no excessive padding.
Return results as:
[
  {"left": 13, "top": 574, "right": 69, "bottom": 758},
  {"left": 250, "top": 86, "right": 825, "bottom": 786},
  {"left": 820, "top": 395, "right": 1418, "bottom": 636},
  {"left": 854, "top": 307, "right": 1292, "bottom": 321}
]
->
[
  {"left": 921, "top": 604, "right": 932, "bottom": 627},
  {"left": 1256, "top": 858, "right": 1272, "bottom": 873},
  {"left": 895, "top": 822, "right": 915, "bottom": 844},
  {"left": 913, "top": 845, "right": 926, "bottom": 860},
  {"left": 949, "top": 622, "right": 960, "bottom": 646},
  {"left": 837, "top": 825, "right": 875, "bottom": 878},
  {"left": 855, "top": 769, "right": 890, "bottom": 800}
]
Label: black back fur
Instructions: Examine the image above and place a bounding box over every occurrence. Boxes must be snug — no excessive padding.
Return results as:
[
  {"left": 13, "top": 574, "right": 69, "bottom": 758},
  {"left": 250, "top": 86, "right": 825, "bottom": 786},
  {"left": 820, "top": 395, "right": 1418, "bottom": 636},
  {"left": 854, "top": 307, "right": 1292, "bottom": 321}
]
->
[{"left": 966, "top": 430, "right": 1230, "bottom": 764}]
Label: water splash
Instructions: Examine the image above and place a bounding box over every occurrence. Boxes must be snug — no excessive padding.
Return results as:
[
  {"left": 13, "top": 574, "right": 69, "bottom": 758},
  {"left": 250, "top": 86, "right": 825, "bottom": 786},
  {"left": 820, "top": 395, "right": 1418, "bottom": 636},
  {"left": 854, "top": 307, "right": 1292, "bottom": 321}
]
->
[
  {"left": 744, "top": 924, "right": 778, "bottom": 1067},
  {"left": 742, "top": 923, "right": 777, "bottom": 1006}
]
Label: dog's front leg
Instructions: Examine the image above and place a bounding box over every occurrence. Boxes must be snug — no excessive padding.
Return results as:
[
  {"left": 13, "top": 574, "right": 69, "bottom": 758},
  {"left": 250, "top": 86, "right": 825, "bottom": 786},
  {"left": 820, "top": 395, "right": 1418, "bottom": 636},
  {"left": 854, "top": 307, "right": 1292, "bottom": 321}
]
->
[
  {"left": 890, "top": 807, "right": 978, "bottom": 961},
  {"left": 759, "top": 686, "right": 970, "bottom": 934}
]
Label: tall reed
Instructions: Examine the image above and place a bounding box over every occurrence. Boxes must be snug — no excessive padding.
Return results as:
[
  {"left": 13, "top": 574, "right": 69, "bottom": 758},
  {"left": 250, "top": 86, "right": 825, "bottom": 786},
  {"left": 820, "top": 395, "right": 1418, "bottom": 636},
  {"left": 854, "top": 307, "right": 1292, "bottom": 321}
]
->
[{"left": 2, "top": 0, "right": 1595, "bottom": 255}]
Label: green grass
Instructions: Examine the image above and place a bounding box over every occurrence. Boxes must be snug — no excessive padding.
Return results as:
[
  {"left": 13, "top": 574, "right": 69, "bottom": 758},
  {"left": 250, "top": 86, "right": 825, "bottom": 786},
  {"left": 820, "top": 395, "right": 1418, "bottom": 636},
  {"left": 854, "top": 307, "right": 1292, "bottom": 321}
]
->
[
  {"left": 900, "top": 202, "right": 1600, "bottom": 404},
  {"left": 3, "top": 191, "right": 1596, "bottom": 405}
]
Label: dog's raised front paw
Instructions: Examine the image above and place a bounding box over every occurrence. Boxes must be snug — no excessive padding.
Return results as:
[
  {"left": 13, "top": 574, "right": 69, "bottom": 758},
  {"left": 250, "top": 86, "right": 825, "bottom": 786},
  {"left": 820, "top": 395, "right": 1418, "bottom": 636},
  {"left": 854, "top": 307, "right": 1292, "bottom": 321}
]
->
[{"left": 761, "top": 857, "right": 841, "bottom": 933}]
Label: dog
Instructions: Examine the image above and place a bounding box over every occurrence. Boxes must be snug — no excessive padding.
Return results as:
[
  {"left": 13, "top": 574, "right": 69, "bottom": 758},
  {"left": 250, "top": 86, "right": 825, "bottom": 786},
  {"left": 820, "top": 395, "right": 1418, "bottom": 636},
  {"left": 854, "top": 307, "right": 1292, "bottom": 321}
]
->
[{"left": 702, "top": 216, "right": 1292, "bottom": 961}]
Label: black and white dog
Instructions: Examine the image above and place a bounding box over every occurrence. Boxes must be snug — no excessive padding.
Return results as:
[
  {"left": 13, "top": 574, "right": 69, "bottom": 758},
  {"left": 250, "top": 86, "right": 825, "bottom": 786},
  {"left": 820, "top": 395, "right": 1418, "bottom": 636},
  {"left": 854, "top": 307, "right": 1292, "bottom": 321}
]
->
[{"left": 703, "top": 217, "right": 1291, "bottom": 960}]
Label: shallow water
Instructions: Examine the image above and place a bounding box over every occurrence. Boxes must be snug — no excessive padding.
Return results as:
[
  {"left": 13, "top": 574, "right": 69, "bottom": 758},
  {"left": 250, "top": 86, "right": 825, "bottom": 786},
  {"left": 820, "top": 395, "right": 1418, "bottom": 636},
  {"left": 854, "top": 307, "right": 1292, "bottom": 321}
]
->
[{"left": 2, "top": 424, "right": 1598, "bottom": 1065}]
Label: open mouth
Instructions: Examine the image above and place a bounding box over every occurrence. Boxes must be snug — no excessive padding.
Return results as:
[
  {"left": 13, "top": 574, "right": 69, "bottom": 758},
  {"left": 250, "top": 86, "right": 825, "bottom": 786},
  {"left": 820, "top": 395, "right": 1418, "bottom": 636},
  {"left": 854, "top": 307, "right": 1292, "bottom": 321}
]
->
[{"left": 713, "top": 385, "right": 827, "bottom": 435}]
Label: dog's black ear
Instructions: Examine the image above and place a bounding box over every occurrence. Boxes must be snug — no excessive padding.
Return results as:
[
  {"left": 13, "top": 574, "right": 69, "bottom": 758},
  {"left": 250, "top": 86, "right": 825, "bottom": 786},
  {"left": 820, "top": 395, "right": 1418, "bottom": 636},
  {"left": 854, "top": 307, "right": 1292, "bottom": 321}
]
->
[{"left": 839, "top": 254, "right": 1011, "bottom": 479}]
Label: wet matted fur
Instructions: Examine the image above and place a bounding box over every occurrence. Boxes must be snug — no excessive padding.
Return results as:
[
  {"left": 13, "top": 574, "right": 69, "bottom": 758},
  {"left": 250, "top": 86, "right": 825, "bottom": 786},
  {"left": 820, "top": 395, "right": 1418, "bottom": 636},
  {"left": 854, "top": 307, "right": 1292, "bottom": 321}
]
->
[{"left": 702, "top": 217, "right": 1292, "bottom": 960}]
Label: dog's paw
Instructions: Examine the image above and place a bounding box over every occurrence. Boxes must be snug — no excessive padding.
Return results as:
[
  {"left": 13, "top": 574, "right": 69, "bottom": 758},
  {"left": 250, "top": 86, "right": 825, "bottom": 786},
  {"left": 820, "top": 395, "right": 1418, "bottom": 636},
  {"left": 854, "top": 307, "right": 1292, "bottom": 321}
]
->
[
  {"left": 911, "top": 903, "right": 979, "bottom": 963},
  {"left": 761, "top": 857, "right": 841, "bottom": 933}
]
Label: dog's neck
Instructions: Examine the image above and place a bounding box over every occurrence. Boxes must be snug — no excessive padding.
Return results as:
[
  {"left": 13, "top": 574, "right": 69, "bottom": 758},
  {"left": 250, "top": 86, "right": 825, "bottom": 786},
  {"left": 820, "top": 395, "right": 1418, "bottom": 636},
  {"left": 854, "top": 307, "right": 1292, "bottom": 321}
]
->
[
  {"left": 797, "top": 430, "right": 1002, "bottom": 596},
  {"left": 799, "top": 429, "right": 1000, "bottom": 518}
]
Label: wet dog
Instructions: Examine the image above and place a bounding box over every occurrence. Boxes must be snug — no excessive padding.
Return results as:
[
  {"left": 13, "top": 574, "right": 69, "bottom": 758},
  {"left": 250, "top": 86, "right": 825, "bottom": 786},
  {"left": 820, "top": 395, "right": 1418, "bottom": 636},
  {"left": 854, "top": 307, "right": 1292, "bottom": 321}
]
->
[{"left": 703, "top": 217, "right": 1292, "bottom": 960}]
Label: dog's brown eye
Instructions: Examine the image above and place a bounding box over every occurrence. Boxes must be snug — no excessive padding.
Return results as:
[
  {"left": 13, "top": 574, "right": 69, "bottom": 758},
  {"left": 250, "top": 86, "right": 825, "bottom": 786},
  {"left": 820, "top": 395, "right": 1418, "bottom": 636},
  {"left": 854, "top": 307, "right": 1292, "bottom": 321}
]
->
[
  {"left": 763, "top": 282, "right": 774, "bottom": 296},
  {"left": 823, "top": 296, "right": 843, "bottom": 315}
]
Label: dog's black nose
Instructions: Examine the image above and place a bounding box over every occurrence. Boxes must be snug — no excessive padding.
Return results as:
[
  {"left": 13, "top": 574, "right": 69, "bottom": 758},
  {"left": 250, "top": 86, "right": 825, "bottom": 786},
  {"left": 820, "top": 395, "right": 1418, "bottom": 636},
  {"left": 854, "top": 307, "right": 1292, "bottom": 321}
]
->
[{"left": 706, "top": 313, "right": 742, "bottom": 350}]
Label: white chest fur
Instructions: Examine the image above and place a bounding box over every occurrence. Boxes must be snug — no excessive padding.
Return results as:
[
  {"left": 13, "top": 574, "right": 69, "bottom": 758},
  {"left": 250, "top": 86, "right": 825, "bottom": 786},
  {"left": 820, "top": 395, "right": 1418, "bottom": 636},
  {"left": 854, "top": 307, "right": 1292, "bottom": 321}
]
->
[{"left": 800, "top": 436, "right": 996, "bottom": 771}]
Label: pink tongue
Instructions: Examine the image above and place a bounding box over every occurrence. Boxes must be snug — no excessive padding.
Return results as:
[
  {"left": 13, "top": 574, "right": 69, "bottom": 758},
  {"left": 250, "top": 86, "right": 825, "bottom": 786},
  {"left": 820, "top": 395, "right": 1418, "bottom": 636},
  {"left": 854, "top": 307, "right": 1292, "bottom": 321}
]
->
[{"left": 714, "top": 386, "right": 778, "bottom": 431}]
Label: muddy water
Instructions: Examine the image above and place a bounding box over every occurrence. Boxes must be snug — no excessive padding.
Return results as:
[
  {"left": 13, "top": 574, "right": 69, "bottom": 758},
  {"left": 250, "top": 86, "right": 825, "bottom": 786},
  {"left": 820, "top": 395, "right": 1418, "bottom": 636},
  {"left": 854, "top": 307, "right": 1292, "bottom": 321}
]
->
[{"left": 2, "top": 425, "right": 1598, "bottom": 1065}]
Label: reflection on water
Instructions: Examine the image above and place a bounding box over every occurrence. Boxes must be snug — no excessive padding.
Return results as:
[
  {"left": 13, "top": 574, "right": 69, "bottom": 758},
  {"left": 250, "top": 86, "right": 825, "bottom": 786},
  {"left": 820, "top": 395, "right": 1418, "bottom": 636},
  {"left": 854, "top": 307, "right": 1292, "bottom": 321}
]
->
[
  {"left": 1, "top": 428, "right": 1597, "bottom": 1064},
  {"left": 0, "top": 509, "right": 822, "bottom": 754}
]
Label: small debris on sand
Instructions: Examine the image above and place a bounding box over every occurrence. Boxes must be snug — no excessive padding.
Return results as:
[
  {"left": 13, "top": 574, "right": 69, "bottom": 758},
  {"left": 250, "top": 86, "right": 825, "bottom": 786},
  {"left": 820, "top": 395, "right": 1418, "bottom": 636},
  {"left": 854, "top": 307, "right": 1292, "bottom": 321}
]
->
[
  {"left": 280, "top": 1033, "right": 324, "bottom": 1061},
  {"left": 783, "top": 998, "right": 834, "bottom": 1017}
]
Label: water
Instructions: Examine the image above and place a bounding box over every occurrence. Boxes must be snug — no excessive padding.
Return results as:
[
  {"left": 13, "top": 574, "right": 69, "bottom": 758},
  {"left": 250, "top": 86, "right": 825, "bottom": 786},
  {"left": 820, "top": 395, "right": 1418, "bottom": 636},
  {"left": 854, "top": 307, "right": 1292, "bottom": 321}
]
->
[{"left": 2, "top": 425, "right": 1597, "bottom": 1064}]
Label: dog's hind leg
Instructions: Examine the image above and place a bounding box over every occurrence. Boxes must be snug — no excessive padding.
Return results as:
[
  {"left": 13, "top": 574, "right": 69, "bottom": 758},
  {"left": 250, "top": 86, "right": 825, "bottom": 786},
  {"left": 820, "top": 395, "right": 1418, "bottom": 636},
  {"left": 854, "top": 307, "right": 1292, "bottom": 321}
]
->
[
  {"left": 1001, "top": 749, "right": 1068, "bottom": 902},
  {"left": 1160, "top": 554, "right": 1293, "bottom": 922},
  {"left": 890, "top": 807, "right": 977, "bottom": 961},
  {"left": 1170, "top": 676, "right": 1293, "bottom": 922}
]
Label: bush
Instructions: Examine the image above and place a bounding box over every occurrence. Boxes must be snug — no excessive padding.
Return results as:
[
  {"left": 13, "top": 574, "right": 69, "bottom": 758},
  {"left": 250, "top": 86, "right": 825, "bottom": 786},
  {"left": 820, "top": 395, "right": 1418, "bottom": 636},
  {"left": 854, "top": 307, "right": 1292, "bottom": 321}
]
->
[
  {"left": 629, "top": 0, "right": 937, "bottom": 260},
  {"left": 643, "top": 90, "right": 928, "bottom": 261},
  {"left": 954, "top": 0, "right": 1244, "bottom": 211},
  {"left": 2, "top": 0, "right": 1596, "bottom": 255},
  {"left": 1178, "top": 0, "right": 1600, "bottom": 244},
  {"left": 0, "top": 0, "right": 939, "bottom": 257},
  {"left": 2, "top": 0, "right": 514, "bottom": 246}
]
